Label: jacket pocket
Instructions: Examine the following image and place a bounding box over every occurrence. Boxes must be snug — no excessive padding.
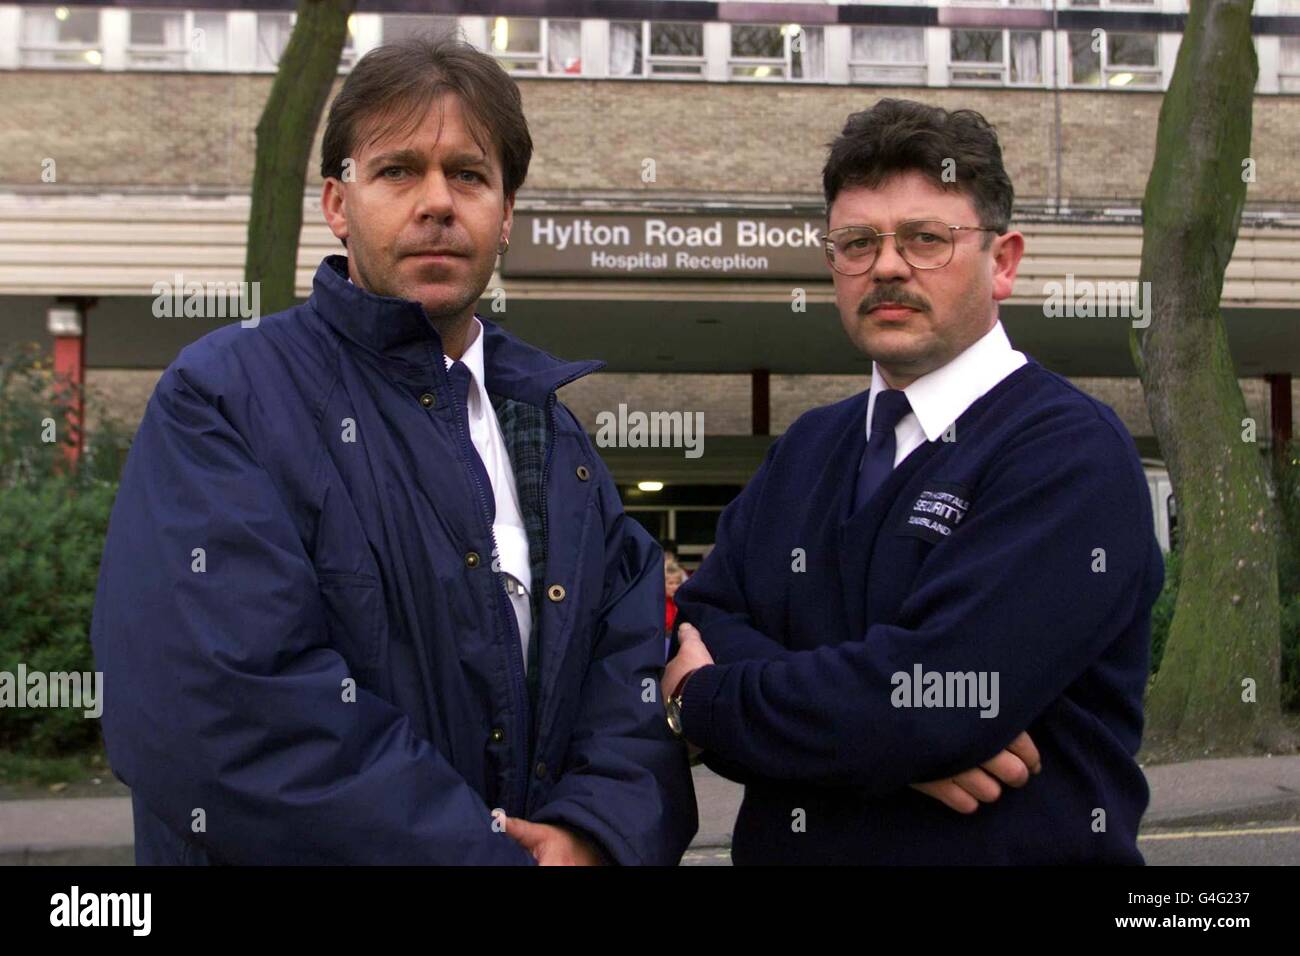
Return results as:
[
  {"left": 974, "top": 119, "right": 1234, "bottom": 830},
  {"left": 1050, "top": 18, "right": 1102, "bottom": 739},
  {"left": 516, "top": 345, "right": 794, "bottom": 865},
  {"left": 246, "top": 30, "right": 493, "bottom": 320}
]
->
[{"left": 317, "top": 572, "right": 384, "bottom": 676}]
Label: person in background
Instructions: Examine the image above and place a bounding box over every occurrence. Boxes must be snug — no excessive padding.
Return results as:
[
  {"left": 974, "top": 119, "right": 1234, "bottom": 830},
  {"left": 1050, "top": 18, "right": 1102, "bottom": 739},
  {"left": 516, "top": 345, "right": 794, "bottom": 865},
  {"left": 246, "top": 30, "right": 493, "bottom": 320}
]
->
[
  {"left": 661, "top": 539, "right": 688, "bottom": 575},
  {"left": 664, "top": 560, "right": 688, "bottom": 661}
]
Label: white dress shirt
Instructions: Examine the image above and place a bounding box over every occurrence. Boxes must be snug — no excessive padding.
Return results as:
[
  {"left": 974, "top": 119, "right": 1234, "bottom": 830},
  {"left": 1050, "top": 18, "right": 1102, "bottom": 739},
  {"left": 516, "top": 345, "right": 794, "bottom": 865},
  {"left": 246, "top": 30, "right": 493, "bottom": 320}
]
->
[
  {"left": 865, "top": 319, "right": 1027, "bottom": 468},
  {"left": 448, "top": 318, "right": 534, "bottom": 673}
]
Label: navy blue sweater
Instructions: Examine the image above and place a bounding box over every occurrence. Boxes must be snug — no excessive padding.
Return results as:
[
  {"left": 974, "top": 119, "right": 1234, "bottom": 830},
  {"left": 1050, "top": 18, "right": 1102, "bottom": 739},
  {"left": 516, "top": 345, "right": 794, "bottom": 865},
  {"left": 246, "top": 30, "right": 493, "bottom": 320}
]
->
[{"left": 675, "top": 360, "right": 1163, "bottom": 864}]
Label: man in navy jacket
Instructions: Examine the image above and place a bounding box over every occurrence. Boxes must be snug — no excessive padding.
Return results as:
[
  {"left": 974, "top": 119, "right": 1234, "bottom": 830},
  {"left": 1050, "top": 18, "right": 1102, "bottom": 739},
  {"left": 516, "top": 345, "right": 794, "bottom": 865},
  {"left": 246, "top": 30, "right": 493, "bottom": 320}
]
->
[
  {"left": 665, "top": 99, "right": 1163, "bottom": 864},
  {"left": 91, "top": 37, "right": 696, "bottom": 865}
]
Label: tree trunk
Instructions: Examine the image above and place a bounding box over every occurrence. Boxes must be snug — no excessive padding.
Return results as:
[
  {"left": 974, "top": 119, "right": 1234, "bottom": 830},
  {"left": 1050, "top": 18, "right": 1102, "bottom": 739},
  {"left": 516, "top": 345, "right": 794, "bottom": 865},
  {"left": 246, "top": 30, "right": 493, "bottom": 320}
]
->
[
  {"left": 244, "top": 0, "right": 355, "bottom": 316},
  {"left": 1133, "top": 0, "right": 1290, "bottom": 756}
]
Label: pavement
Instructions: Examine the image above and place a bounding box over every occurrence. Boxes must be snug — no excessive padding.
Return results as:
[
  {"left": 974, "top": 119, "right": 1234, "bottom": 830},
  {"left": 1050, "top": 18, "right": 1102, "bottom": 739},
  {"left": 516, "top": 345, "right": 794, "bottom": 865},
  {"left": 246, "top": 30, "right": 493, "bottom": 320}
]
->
[{"left": 2, "top": 755, "right": 1299, "bottom": 865}]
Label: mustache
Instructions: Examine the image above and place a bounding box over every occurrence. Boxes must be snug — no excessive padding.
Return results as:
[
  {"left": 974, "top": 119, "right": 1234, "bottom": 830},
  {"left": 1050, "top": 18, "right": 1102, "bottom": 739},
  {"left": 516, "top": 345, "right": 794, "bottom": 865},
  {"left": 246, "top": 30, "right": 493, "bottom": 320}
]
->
[{"left": 857, "top": 290, "right": 929, "bottom": 316}]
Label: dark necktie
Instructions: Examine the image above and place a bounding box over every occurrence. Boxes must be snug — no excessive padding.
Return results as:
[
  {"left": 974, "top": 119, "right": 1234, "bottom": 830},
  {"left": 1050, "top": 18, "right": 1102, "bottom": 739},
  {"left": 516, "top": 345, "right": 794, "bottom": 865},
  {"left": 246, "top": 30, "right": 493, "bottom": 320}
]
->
[
  {"left": 853, "top": 388, "right": 912, "bottom": 513},
  {"left": 448, "top": 360, "right": 495, "bottom": 521}
]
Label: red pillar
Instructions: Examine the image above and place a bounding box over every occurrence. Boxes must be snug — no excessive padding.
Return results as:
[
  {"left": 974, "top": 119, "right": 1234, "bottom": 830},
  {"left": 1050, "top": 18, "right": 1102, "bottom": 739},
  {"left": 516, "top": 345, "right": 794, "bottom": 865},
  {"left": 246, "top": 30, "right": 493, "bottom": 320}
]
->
[
  {"left": 48, "top": 302, "right": 87, "bottom": 471},
  {"left": 1268, "top": 373, "right": 1293, "bottom": 466}
]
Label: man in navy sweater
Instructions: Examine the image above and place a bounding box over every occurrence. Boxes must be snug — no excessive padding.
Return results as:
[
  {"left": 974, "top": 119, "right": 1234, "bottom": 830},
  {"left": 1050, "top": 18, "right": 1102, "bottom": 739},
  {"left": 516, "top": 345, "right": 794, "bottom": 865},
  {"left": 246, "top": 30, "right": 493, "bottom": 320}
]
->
[{"left": 664, "top": 99, "right": 1163, "bottom": 864}]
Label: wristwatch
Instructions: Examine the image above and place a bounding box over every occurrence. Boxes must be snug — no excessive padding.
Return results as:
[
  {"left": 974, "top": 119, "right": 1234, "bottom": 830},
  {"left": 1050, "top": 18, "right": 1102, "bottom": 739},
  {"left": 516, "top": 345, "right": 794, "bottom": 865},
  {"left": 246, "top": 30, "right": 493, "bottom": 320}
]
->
[{"left": 665, "top": 668, "right": 699, "bottom": 739}]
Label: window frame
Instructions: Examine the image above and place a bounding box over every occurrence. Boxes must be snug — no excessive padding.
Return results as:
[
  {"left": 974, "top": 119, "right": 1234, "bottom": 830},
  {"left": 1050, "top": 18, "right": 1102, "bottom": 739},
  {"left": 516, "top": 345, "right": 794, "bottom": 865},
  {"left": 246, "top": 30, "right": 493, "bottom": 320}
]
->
[
  {"left": 1067, "top": 29, "right": 1162, "bottom": 89},
  {"left": 1065, "top": 0, "right": 1158, "bottom": 8},
  {"left": 252, "top": 11, "right": 356, "bottom": 74},
  {"left": 254, "top": 11, "right": 293, "bottom": 73},
  {"left": 948, "top": 28, "right": 1045, "bottom": 87},
  {"left": 126, "top": 10, "right": 231, "bottom": 71},
  {"left": 848, "top": 25, "right": 928, "bottom": 85},
  {"left": 727, "top": 22, "right": 824, "bottom": 82},
  {"left": 1279, "top": 36, "right": 1300, "bottom": 94},
  {"left": 646, "top": 21, "right": 707, "bottom": 78},
  {"left": 948, "top": 0, "right": 1047, "bottom": 7},
  {"left": 607, "top": 20, "right": 708, "bottom": 79},
  {"left": 18, "top": 6, "right": 105, "bottom": 70},
  {"left": 378, "top": 14, "right": 458, "bottom": 45},
  {"left": 489, "top": 17, "right": 583, "bottom": 77}
]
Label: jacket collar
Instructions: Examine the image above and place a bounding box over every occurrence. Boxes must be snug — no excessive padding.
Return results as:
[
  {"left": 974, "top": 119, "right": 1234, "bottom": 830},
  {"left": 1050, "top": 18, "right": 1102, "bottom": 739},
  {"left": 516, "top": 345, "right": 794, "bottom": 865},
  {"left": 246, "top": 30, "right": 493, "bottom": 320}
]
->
[{"left": 310, "top": 255, "right": 604, "bottom": 406}]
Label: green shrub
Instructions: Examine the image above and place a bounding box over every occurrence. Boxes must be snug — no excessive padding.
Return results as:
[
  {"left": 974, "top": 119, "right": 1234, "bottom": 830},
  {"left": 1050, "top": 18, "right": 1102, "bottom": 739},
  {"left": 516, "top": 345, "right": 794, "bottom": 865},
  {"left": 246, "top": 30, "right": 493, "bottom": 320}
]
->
[
  {"left": 0, "top": 342, "right": 127, "bottom": 755},
  {"left": 1282, "top": 594, "right": 1300, "bottom": 713},
  {"left": 0, "top": 477, "right": 117, "bottom": 754}
]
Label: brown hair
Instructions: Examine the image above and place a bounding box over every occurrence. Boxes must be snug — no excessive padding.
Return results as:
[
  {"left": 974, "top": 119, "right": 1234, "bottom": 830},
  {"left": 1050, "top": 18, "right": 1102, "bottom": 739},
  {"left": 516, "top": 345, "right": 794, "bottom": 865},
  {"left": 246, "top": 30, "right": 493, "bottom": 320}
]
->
[
  {"left": 320, "top": 33, "right": 533, "bottom": 198},
  {"left": 822, "top": 99, "right": 1014, "bottom": 245}
]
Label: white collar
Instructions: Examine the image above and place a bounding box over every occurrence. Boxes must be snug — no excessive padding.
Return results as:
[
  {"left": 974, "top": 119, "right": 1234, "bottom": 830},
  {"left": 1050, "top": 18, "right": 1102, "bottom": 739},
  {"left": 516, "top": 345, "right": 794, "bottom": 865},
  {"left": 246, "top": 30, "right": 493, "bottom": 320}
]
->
[
  {"left": 868, "top": 320, "right": 1026, "bottom": 442},
  {"left": 445, "top": 316, "right": 485, "bottom": 383}
]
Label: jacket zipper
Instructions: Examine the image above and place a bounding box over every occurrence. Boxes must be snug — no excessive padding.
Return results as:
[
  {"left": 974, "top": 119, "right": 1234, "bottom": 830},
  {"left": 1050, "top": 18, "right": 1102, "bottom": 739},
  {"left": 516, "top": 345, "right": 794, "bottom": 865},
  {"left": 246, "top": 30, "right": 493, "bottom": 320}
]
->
[{"left": 445, "top": 362, "right": 531, "bottom": 816}]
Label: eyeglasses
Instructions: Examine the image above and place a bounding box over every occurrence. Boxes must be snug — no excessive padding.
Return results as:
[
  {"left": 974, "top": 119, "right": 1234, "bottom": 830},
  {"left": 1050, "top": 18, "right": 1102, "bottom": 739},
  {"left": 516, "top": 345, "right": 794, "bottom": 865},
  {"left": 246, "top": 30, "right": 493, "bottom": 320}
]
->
[{"left": 823, "top": 220, "right": 999, "bottom": 275}]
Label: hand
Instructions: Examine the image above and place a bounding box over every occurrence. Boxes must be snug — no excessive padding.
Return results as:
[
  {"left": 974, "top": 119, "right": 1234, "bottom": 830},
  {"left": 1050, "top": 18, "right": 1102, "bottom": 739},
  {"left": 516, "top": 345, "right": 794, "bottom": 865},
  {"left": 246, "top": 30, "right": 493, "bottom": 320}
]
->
[
  {"left": 909, "top": 731, "right": 1042, "bottom": 814},
  {"left": 663, "top": 622, "right": 714, "bottom": 704},
  {"left": 503, "top": 817, "right": 605, "bottom": 865}
]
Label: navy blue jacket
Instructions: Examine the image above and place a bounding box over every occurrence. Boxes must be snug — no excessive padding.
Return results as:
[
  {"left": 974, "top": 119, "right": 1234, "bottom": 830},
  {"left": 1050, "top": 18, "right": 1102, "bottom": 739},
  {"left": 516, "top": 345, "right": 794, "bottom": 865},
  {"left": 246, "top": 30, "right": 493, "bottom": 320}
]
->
[
  {"left": 675, "top": 361, "right": 1162, "bottom": 864},
  {"left": 91, "top": 255, "right": 697, "bottom": 865}
]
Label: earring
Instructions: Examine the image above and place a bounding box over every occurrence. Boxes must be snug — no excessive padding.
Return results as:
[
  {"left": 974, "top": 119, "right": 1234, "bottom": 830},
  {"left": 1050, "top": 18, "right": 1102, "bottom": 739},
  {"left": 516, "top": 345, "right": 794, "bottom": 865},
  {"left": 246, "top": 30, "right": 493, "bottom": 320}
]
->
[{"left": 497, "top": 237, "right": 510, "bottom": 256}]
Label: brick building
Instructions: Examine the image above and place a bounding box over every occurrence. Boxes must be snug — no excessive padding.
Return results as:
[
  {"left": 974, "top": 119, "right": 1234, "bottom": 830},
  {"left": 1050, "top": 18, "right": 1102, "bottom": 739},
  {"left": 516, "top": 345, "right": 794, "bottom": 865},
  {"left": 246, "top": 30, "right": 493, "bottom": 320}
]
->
[{"left": 2, "top": 0, "right": 1299, "bottom": 556}]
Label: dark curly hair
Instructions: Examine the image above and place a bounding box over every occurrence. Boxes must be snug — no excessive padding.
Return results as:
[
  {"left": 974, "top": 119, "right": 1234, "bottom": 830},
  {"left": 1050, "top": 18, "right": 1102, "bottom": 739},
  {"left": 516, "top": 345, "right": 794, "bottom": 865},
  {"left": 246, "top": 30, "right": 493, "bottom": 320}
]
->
[{"left": 822, "top": 99, "right": 1014, "bottom": 245}]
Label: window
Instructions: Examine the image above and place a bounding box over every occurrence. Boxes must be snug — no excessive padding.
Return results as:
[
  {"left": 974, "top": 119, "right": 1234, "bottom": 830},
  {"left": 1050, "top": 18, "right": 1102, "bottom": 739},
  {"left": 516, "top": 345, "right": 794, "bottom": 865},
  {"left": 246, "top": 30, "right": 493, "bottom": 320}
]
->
[
  {"left": 1069, "top": 31, "right": 1160, "bottom": 88},
  {"left": 128, "top": 11, "right": 186, "bottom": 69},
  {"left": 191, "top": 13, "right": 228, "bottom": 71},
  {"left": 547, "top": 20, "right": 582, "bottom": 74},
  {"left": 127, "top": 11, "right": 228, "bottom": 70},
  {"left": 490, "top": 17, "right": 580, "bottom": 75},
  {"left": 951, "top": 31, "right": 1002, "bottom": 84},
  {"left": 649, "top": 22, "right": 704, "bottom": 75},
  {"left": 254, "top": 11, "right": 355, "bottom": 72},
  {"left": 609, "top": 21, "right": 706, "bottom": 78},
  {"left": 950, "top": 30, "right": 1041, "bottom": 85},
  {"left": 490, "top": 16, "right": 541, "bottom": 72},
  {"left": 20, "top": 6, "right": 102, "bottom": 68},
  {"left": 1281, "top": 38, "right": 1300, "bottom": 94},
  {"left": 256, "top": 12, "right": 292, "bottom": 71},
  {"left": 339, "top": 15, "right": 358, "bottom": 71},
  {"left": 381, "top": 15, "right": 457, "bottom": 43},
  {"left": 729, "top": 23, "right": 824, "bottom": 81},
  {"left": 609, "top": 21, "right": 642, "bottom": 75},
  {"left": 850, "top": 26, "right": 926, "bottom": 84},
  {"left": 730, "top": 24, "right": 784, "bottom": 79},
  {"left": 1068, "top": 0, "right": 1156, "bottom": 6},
  {"left": 789, "top": 26, "right": 825, "bottom": 80}
]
